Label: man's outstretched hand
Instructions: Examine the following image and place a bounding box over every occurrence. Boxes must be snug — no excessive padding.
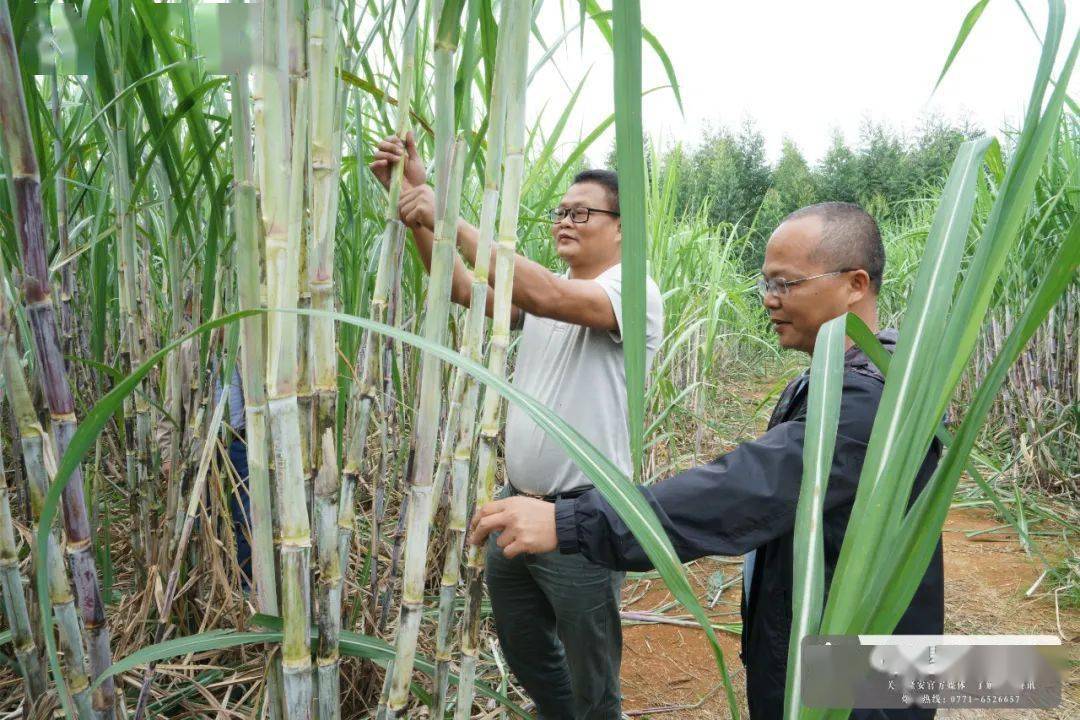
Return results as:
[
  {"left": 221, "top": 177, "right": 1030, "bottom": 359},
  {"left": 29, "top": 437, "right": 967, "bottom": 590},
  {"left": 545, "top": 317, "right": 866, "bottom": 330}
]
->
[
  {"left": 369, "top": 131, "right": 426, "bottom": 191},
  {"left": 469, "top": 497, "right": 559, "bottom": 558},
  {"left": 398, "top": 184, "right": 437, "bottom": 231}
]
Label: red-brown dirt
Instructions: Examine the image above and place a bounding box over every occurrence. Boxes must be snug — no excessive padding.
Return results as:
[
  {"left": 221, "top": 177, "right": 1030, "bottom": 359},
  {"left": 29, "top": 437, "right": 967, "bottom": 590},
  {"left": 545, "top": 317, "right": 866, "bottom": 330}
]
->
[{"left": 619, "top": 506, "right": 1079, "bottom": 719}]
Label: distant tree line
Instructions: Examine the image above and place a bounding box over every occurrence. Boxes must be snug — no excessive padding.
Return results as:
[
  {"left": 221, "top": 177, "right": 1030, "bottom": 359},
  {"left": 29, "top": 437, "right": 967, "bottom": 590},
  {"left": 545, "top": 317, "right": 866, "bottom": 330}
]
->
[{"left": 604, "top": 115, "right": 983, "bottom": 269}]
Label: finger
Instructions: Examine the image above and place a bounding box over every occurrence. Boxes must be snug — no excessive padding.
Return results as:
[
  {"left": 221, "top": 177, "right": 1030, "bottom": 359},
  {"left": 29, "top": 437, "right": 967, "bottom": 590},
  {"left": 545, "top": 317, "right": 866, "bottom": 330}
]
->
[
  {"left": 372, "top": 150, "right": 402, "bottom": 163},
  {"left": 495, "top": 530, "right": 515, "bottom": 549},
  {"left": 471, "top": 500, "right": 505, "bottom": 528},
  {"left": 469, "top": 511, "right": 506, "bottom": 544},
  {"left": 405, "top": 131, "right": 419, "bottom": 160},
  {"left": 501, "top": 540, "right": 526, "bottom": 559},
  {"left": 376, "top": 140, "right": 405, "bottom": 155}
]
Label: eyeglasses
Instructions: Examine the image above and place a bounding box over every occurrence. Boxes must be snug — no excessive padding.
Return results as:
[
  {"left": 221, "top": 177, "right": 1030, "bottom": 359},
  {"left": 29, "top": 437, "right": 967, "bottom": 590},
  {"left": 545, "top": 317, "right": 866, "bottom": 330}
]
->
[
  {"left": 756, "top": 269, "right": 859, "bottom": 298},
  {"left": 547, "top": 206, "right": 620, "bottom": 224}
]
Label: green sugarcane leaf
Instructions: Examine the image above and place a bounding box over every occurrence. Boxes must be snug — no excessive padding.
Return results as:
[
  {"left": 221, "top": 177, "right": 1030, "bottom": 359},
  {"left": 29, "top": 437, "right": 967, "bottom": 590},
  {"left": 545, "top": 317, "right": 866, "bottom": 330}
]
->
[
  {"left": 35, "top": 310, "right": 262, "bottom": 708},
  {"left": 820, "top": 134, "right": 992, "bottom": 633},
  {"left": 536, "top": 85, "right": 668, "bottom": 211},
  {"left": 840, "top": 315, "right": 1049, "bottom": 566},
  {"left": 800, "top": 42, "right": 1075, "bottom": 698},
  {"left": 584, "top": 7, "right": 684, "bottom": 115},
  {"left": 340, "top": 68, "right": 435, "bottom": 136},
  {"left": 933, "top": 0, "right": 991, "bottom": 93},
  {"left": 613, "top": 0, "right": 648, "bottom": 491},
  {"left": 297, "top": 308, "right": 741, "bottom": 717},
  {"left": 40, "top": 304, "right": 736, "bottom": 716},
  {"left": 90, "top": 630, "right": 279, "bottom": 690},
  {"left": 520, "top": 70, "right": 590, "bottom": 196},
  {"left": 436, "top": 0, "right": 466, "bottom": 49},
  {"left": 864, "top": 211, "right": 1080, "bottom": 636},
  {"left": 784, "top": 314, "right": 846, "bottom": 720},
  {"left": 939, "top": 12, "right": 1076, "bottom": 401},
  {"left": 250, "top": 614, "right": 531, "bottom": 717}
]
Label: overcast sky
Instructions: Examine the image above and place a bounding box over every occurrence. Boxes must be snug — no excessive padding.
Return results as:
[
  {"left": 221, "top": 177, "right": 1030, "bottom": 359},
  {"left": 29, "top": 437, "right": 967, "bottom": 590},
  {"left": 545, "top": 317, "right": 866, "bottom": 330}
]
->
[{"left": 530, "top": 1, "right": 1078, "bottom": 165}]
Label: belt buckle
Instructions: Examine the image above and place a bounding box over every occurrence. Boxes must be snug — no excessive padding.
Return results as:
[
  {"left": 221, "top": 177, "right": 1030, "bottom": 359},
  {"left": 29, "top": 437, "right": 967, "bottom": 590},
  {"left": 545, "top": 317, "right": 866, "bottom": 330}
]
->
[{"left": 517, "top": 488, "right": 546, "bottom": 501}]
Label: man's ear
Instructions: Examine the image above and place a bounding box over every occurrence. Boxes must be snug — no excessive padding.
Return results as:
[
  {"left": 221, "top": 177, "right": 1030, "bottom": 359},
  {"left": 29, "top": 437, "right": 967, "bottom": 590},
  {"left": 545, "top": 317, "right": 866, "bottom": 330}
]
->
[{"left": 849, "top": 269, "right": 872, "bottom": 304}]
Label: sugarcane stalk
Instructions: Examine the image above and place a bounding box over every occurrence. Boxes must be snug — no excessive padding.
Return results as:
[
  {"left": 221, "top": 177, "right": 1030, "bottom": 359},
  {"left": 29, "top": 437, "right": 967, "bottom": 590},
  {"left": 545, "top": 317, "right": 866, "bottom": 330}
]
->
[
  {"left": 230, "top": 9, "right": 283, "bottom": 715},
  {"left": 364, "top": 227, "right": 407, "bottom": 635},
  {"left": 50, "top": 72, "right": 76, "bottom": 360},
  {"left": 132, "top": 347, "right": 238, "bottom": 719},
  {"left": 157, "top": 163, "right": 187, "bottom": 567},
  {"left": 386, "top": 150, "right": 465, "bottom": 714},
  {"left": 113, "top": 128, "right": 153, "bottom": 581},
  {"left": 432, "top": 0, "right": 512, "bottom": 708},
  {"left": 308, "top": 0, "right": 344, "bottom": 714},
  {"left": 256, "top": 0, "right": 313, "bottom": 712},
  {"left": 339, "top": 0, "right": 420, "bottom": 628},
  {"left": 0, "top": 437, "right": 47, "bottom": 702},
  {"left": 0, "top": 299, "right": 95, "bottom": 719},
  {"left": 0, "top": 4, "right": 117, "bottom": 716},
  {"left": 104, "top": 0, "right": 154, "bottom": 583},
  {"left": 455, "top": 4, "right": 530, "bottom": 716},
  {"left": 386, "top": 1, "right": 467, "bottom": 712},
  {"left": 312, "top": 430, "right": 341, "bottom": 720}
]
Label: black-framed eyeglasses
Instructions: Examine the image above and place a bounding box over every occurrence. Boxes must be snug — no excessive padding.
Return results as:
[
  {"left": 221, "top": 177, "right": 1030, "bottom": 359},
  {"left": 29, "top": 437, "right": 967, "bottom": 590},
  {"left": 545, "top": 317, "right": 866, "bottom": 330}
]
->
[
  {"left": 756, "top": 268, "right": 860, "bottom": 298},
  {"left": 547, "top": 206, "right": 621, "bottom": 224}
]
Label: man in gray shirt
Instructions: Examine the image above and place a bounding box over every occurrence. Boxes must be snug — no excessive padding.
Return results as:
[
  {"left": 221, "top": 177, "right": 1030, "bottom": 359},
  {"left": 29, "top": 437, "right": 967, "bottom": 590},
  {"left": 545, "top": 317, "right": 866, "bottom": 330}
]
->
[{"left": 372, "top": 134, "right": 663, "bottom": 719}]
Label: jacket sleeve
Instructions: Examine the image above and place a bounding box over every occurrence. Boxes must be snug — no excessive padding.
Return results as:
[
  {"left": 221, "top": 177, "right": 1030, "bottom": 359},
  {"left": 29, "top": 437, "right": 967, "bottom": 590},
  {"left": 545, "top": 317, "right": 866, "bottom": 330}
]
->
[{"left": 554, "top": 372, "right": 883, "bottom": 572}]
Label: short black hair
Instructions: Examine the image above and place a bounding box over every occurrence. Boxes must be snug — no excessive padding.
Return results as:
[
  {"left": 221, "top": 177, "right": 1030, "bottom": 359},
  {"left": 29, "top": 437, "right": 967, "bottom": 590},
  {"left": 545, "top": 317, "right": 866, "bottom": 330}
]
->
[
  {"left": 572, "top": 169, "right": 619, "bottom": 214},
  {"left": 782, "top": 202, "right": 885, "bottom": 293}
]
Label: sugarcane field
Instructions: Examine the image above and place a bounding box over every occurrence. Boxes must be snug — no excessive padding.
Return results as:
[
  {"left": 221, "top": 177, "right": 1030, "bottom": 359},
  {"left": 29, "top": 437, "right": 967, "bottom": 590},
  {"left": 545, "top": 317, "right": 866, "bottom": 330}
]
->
[{"left": 0, "top": 0, "right": 1078, "bottom": 718}]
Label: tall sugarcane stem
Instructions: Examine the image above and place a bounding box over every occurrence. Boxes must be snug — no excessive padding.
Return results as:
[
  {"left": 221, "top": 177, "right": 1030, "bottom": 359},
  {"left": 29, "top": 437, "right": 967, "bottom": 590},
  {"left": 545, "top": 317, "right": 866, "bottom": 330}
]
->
[
  {"left": 455, "top": 3, "right": 529, "bottom": 715},
  {"left": 309, "top": 0, "right": 343, "bottom": 715},
  {"left": 341, "top": 0, "right": 420, "bottom": 647},
  {"left": 431, "top": 0, "right": 511, "bottom": 694},
  {"left": 0, "top": 4, "right": 116, "bottom": 715},
  {"left": 385, "top": 1, "right": 466, "bottom": 700},
  {"left": 231, "top": 18, "right": 283, "bottom": 716},
  {"left": 387, "top": 141, "right": 467, "bottom": 714},
  {"left": 0, "top": 336, "right": 96, "bottom": 720},
  {"left": 255, "top": 0, "right": 312, "bottom": 715},
  {"left": 0, "top": 452, "right": 46, "bottom": 700}
]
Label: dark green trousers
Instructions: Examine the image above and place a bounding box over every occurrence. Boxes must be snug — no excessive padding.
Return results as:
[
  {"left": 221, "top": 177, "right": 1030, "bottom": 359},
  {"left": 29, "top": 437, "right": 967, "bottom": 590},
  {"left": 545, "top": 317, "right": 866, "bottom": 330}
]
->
[{"left": 486, "top": 529, "right": 625, "bottom": 719}]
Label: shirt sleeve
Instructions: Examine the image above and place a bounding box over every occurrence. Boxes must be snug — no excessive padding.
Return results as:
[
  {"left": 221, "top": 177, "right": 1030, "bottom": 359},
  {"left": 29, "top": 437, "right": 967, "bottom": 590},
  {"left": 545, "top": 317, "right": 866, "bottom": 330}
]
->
[
  {"left": 554, "top": 372, "right": 884, "bottom": 571},
  {"left": 593, "top": 267, "right": 624, "bottom": 344},
  {"left": 645, "top": 277, "right": 664, "bottom": 366}
]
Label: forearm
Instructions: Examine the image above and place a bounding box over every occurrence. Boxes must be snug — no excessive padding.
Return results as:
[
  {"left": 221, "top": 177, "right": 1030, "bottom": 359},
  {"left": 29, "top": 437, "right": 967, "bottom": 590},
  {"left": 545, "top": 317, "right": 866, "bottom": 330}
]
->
[
  {"left": 554, "top": 479, "right": 750, "bottom": 573},
  {"left": 554, "top": 376, "right": 884, "bottom": 571},
  {"left": 454, "top": 218, "right": 560, "bottom": 317},
  {"left": 411, "top": 223, "right": 473, "bottom": 306}
]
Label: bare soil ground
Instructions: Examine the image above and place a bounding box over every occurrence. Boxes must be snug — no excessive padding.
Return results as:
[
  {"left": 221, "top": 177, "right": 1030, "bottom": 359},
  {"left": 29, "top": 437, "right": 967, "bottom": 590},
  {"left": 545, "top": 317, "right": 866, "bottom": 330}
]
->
[{"left": 618, "top": 505, "right": 1079, "bottom": 719}]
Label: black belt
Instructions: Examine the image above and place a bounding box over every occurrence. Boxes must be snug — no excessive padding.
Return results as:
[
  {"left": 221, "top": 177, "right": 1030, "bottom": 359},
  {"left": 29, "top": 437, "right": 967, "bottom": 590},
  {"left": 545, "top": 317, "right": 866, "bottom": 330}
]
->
[{"left": 509, "top": 484, "right": 591, "bottom": 503}]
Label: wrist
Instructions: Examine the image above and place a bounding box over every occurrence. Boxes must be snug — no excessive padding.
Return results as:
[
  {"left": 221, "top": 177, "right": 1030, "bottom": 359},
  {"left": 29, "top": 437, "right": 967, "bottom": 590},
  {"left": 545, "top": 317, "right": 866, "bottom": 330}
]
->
[{"left": 554, "top": 498, "right": 581, "bottom": 555}]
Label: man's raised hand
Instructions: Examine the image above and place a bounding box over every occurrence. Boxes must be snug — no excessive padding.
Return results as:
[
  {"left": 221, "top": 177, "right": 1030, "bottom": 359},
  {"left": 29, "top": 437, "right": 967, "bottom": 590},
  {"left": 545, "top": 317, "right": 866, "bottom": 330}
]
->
[
  {"left": 369, "top": 131, "right": 426, "bottom": 191},
  {"left": 398, "top": 185, "right": 437, "bottom": 232},
  {"left": 469, "top": 497, "right": 559, "bottom": 558}
]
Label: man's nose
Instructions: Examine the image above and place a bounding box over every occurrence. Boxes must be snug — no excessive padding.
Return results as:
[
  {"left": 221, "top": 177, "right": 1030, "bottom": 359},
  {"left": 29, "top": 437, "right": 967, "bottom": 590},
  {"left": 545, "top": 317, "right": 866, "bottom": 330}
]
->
[{"left": 762, "top": 292, "right": 782, "bottom": 310}]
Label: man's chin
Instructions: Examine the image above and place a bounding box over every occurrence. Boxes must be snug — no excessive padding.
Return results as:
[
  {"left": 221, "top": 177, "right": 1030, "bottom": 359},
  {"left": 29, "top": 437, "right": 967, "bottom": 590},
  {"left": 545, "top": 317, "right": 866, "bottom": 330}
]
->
[{"left": 773, "top": 325, "right": 801, "bottom": 351}]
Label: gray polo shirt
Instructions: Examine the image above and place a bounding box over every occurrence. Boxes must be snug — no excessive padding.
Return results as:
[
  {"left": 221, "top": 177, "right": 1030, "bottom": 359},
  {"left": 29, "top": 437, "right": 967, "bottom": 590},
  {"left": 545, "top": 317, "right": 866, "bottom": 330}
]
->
[{"left": 505, "top": 263, "right": 664, "bottom": 496}]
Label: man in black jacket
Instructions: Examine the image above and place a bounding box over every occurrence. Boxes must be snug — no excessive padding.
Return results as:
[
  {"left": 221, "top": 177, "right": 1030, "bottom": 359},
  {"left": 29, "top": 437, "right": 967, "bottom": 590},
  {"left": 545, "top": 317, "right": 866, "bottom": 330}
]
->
[{"left": 469, "top": 202, "right": 944, "bottom": 720}]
